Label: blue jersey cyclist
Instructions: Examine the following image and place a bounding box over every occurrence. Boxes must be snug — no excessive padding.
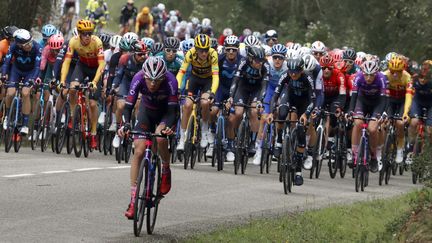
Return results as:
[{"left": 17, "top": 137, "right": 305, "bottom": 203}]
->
[
  {"left": 155, "top": 37, "right": 184, "bottom": 76},
  {"left": 348, "top": 60, "right": 387, "bottom": 173},
  {"left": 1, "top": 29, "right": 42, "bottom": 135},
  {"left": 119, "top": 56, "right": 179, "bottom": 220}
]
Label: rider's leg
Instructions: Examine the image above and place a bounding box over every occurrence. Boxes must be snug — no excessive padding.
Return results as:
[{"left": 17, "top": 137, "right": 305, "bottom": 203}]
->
[{"left": 21, "top": 86, "right": 31, "bottom": 128}]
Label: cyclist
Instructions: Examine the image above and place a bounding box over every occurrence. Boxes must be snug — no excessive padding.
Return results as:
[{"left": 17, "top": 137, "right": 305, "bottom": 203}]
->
[
  {"left": 253, "top": 43, "right": 287, "bottom": 164},
  {"left": 407, "top": 61, "right": 432, "bottom": 160},
  {"left": 61, "top": 0, "right": 80, "bottom": 17},
  {"left": 86, "top": 0, "right": 109, "bottom": 22},
  {"left": 150, "top": 42, "right": 164, "bottom": 56},
  {"left": 347, "top": 60, "right": 387, "bottom": 172},
  {"left": 311, "top": 40, "right": 326, "bottom": 61},
  {"left": 207, "top": 35, "right": 241, "bottom": 157},
  {"left": 383, "top": 55, "right": 413, "bottom": 163},
  {"left": 240, "top": 35, "right": 260, "bottom": 58},
  {"left": 135, "top": 6, "right": 153, "bottom": 37},
  {"left": 226, "top": 46, "right": 268, "bottom": 162},
  {"left": 119, "top": 0, "right": 137, "bottom": 35},
  {"left": 187, "top": 17, "right": 200, "bottom": 38},
  {"left": 262, "top": 30, "right": 278, "bottom": 56},
  {"left": 217, "top": 28, "right": 233, "bottom": 46},
  {"left": 39, "top": 24, "right": 58, "bottom": 48},
  {"left": 174, "top": 21, "right": 191, "bottom": 41},
  {"left": 268, "top": 58, "right": 317, "bottom": 186},
  {"left": 164, "top": 15, "right": 179, "bottom": 37},
  {"left": 120, "top": 56, "right": 178, "bottom": 219},
  {"left": 155, "top": 37, "right": 183, "bottom": 76},
  {"left": 0, "top": 26, "right": 18, "bottom": 63},
  {"left": 195, "top": 18, "right": 214, "bottom": 37},
  {"left": 59, "top": 20, "right": 105, "bottom": 149},
  {"left": 176, "top": 34, "right": 219, "bottom": 151},
  {"left": 1, "top": 29, "right": 42, "bottom": 135}
]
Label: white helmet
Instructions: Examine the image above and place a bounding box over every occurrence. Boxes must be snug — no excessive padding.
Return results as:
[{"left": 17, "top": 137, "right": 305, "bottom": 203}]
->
[
  {"left": 302, "top": 54, "right": 317, "bottom": 72},
  {"left": 123, "top": 32, "right": 139, "bottom": 42},
  {"left": 157, "top": 3, "right": 165, "bottom": 11},
  {"left": 298, "top": 46, "right": 311, "bottom": 57},
  {"left": 180, "top": 21, "right": 188, "bottom": 29},
  {"left": 223, "top": 28, "right": 233, "bottom": 36},
  {"left": 109, "top": 35, "right": 122, "bottom": 49},
  {"left": 286, "top": 49, "right": 299, "bottom": 60},
  {"left": 311, "top": 40, "right": 326, "bottom": 53},
  {"left": 191, "top": 17, "right": 199, "bottom": 25},
  {"left": 362, "top": 60, "right": 379, "bottom": 74},
  {"left": 169, "top": 10, "right": 176, "bottom": 16},
  {"left": 13, "top": 29, "right": 32, "bottom": 44},
  {"left": 290, "top": 43, "right": 302, "bottom": 51},
  {"left": 356, "top": 51, "right": 367, "bottom": 60},
  {"left": 170, "top": 15, "right": 178, "bottom": 23},
  {"left": 202, "top": 18, "right": 211, "bottom": 28},
  {"left": 244, "top": 35, "right": 260, "bottom": 47}
]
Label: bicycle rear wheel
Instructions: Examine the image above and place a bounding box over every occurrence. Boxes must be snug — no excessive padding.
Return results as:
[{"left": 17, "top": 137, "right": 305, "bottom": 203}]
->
[
  {"left": 313, "top": 127, "right": 325, "bottom": 179},
  {"left": 4, "top": 100, "right": 17, "bottom": 153},
  {"left": 124, "top": 137, "right": 133, "bottom": 163},
  {"left": 146, "top": 156, "right": 161, "bottom": 234},
  {"left": 339, "top": 132, "right": 348, "bottom": 178},
  {"left": 41, "top": 102, "right": 53, "bottom": 152},
  {"left": 72, "top": 106, "right": 83, "bottom": 157},
  {"left": 184, "top": 117, "right": 196, "bottom": 170},
  {"left": 30, "top": 102, "right": 41, "bottom": 151},
  {"left": 355, "top": 140, "right": 365, "bottom": 192},
  {"left": 328, "top": 133, "right": 338, "bottom": 179},
  {"left": 55, "top": 102, "right": 69, "bottom": 154}
]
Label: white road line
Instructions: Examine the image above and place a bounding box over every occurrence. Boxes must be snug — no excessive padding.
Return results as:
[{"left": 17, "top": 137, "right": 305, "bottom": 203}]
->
[
  {"left": 73, "top": 168, "right": 103, "bottom": 172},
  {"left": 107, "top": 166, "right": 131, "bottom": 169},
  {"left": 41, "top": 170, "right": 70, "bottom": 174},
  {"left": 3, "top": 173, "right": 35, "bottom": 178}
]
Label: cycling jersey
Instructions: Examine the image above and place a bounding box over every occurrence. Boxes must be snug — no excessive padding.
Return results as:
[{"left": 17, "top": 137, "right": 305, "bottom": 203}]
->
[
  {"left": 53, "top": 40, "right": 78, "bottom": 82},
  {"left": 412, "top": 77, "right": 432, "bottom": 106},
  {"left": 174, "top": 26, "right": 191, "bottom": 41},
  {"left": 323, "top": 68, "right": 346, "bottom": 98},
  {"left": 383, "top": 70, "right": 413, "bottom": 100},
  {"left": 61, "top": 35, "right": 105, "bottom": 85},
  {"left": 155, "top": 52, "right": 184, "bottom": 76},
  {"left": 349, "top": 72, "right": 387, "bottom": 116},
  {"left": 135, "top": 11, "right": 153, "bottom": 34},
  {"left": 263, "top": 59, "right": 287, "bottom": 113},
  {"left": 2, "top": 40, "right": 42, "bottom": 77},
  {"left": 177, "top": 47, "right": 219, "bottom": 94},
  {"left": 113, "top": 53, "right": 144, "bottom": 97},
  {"left": 216, "top": 53, "right": 241, "bottom": 103},
  {"left": 120, "top": 4, "right": 137, "bottom": 25},
  {"left": 86, "top": 0, "right": 109, "bottom": 19},
  {"left": 0, "top": 39, "right": 10, "bottom": 64},
  {"left": 39, "top": 45, "right": 58, "bottom": 83},
  {"left": 106, "top": 51, "right": 122, "bottom": 89},
  {"left": 194, "top": 25, "right": 214, "bottom": 37}
]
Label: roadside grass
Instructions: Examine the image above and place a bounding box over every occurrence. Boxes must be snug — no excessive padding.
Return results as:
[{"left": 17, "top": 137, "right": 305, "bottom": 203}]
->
[{"left": 185, "top": 190, "right": 429, "bottom": 243}]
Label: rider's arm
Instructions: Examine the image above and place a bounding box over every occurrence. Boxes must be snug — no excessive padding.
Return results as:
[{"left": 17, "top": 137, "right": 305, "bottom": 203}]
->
[
  {"left": 123, "top": 72, "right": 143, "bottom": 123},
  {"left": 376, "top": 74, "right": 388, "bottom": 115},
  {"left": 53, "top": 43, "right": 67, "bottom": 81},
  {"left": 336, "top": 71, "right": 347, "bottom": 109},
  {"left": 1, "top": 43, "right": 14, "bottom": 76},
  {"left": 209, "top": 49, "right": 219, "bottom": 94},
  {"left": 60, "top": 40, "right": 74, "bottom": 85},
  {"left": 134, "top": 13, "right": 141, "bottom": 33},
  {"left": 148, "top": 14, "right": 154, "bottom": 35},
  {"left": 305, "top": 82, "right": 315, "bottom": 116},
  {"left": 112, "top": 54, "right": 128, "bottom": 89},
  {"left": 160, "top": 73, "right": 179, "bottom": 128},
  {"left": 309, "top": 73, "right": 324, "bottom": 110},
  {"left": 258, "top": 64, "right": 270, "bottom": 101},
  {"left": 31, "top": 43, "right": 42, "bottom": 80},
  {"left": 91, "top": 39, "right": 106, "bottom": 85},
  {"left": 404, "top": 77, "right": 414, "bottom": 116},
  {"left": 229, "top": 59, "right": 246, "bottom": 98},
  {"left": 348, "top": 74, "right": 360, "bottom": 113},
  {"left": 176, "top": 50, "right": 191, "bottom": 90}
]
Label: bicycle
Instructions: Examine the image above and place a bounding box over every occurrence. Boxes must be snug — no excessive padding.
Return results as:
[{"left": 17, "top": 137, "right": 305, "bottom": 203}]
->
[
  {"left": 55, "top": 86, "right": 73, "bottom": 155},
  {"left": 379, "top": 115, "right": 402, "bottom": 185},
  {"left": 398, "top": 123, "right": 410, "bottom": 176},
  {"left": 0, "top": 90, "right": 6, "bottom": 148},
  {"left": 102, "top": 90, "right": 115, "bottom": 156},
  {"left": 4, "top": 80, "right": 28, "bottom": 153},
  {"left": 309, "top": 109, "right": 327, "bottom": 179},
  {"left": 233, "top": 103, "right": 260, "bottom": 175},
  {"left": 131, "top": 131, "right": 168, "bottom": 236},
  {"left": 71, "top": 84, "right": 91, "bottom": 158},
  {"left": 260, "top": 121, "right": 275, "bottom": 174},
  {"left": 328, "top": 111, "right": 348, "bottom": 179},
  {"left": 211, "top": 101, "right": 229, "bottom": 171},
  {"left": 411, "top": 108, "right": 428, "bottom": 184},
  {"left": 352, "top": 116, "right": 376, "bottom": 192}
]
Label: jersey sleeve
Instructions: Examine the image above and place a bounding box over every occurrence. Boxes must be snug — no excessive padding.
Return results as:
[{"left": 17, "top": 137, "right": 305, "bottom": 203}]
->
[
  {"left": 60, "top": 39, "right": 75, "bottom": 84},
  {"left": 209, "top": 49, "right": 219, "bottom": 94},
  {"left": 176, "top": 50, "right": 192, "bottom": 90},
  {"left": 2, "top": 43, "right": 14, "bottom": 75},
  {"left": 92, "top": 37, "right": 106, "bottom": 84},
  {"left": 404, "top": 73, "right": 413, "bottom": 115}
]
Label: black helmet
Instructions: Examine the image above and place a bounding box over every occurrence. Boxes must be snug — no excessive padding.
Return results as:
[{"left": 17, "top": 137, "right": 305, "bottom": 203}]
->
[
  {"left": 247, "top": 46, "right": 265, "bottom": 60},
  {"left": 163, "top": 37, "right": 180, "bottom": 49},
  {"left": 287, "top": 58, "right": 304, "bottom": 72},
  {"left": 343, "top": 48, "right": 356, "bottom": 60},
  {"left": 98, "top": 32, "right": 112, "bottom": 47},
  {"left": 151, "top": 42, "right": 164, "bottom": 55},
  {"left": 2, "top": 26, "right": 18, "bottom": 39},
  {"left": 210, "top": 37, "right": 218, "bottom": 49}
]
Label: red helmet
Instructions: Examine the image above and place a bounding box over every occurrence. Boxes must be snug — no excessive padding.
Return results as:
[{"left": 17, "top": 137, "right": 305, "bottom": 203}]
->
[
  {"left": 319, "top": 54, "right": 335, "bottom": 68},
  {"left": 331, "top": 50, "right": 343, "bottom": 62},
  {"left": 355, "top": 57, "right": 364, "bottom": 66},
  {"left": 48, "top": 34, "right": 64, "bottom": 50}
]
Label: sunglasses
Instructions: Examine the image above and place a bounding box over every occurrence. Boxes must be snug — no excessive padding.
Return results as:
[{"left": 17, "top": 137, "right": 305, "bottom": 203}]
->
[
  {"left": 322, "top": 66, "right": 333, "bottom": 71},
  {"left": 146, "top": 78, "right": 164, "bottom": 84},
  {"left": 363, "top": 73, "right": 376, "bottom": 77},
  {"left": 252, "top": 58, "right": 265, "bottom": 64},
  {"left": 288, "top": 70, "right": 302, "bottom": 75},
  {"left": 343, "top": 59, "right": 354, "bottom": 65},
  {"left": 313, "top": 51, "right": 324, "bottom": 56},
  {"left": 18, "top": 41, "right": 32, "bottom": 48},
  {"left": 272, "top": 55, "right": 284, "bottom": 60},
  {"left": 225, "top": 47, "right": 238, "bottom": 53},
  {"left": 165, "top": 48, "right": 177, "bottom": 53},
  {"left": 135, "top": 52, "right": 147, "bottom": 57},
  {"left": 80, "top": 31, "right": 93, "bottom": 37},
  {"left": 196, "top": 48, "right": 209, "bottom": 53},
  {"left": 390, "top": 70, "right": 402, "bottom": 74}
]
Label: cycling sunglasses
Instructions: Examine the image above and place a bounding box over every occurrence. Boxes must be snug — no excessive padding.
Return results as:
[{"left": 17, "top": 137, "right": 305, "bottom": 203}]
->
[
  {"left": 343, "top": 59, "right": 354, "bottom": 65},
  {"left": 268, "top": 38, "right": 278, "bottom": 42},
  {"left": 80, "top": 31, "right": 93, "bottom": 37},
  {"left": 288, "top": 70, "right": 302, "bottom": 75},
  {"left": 135, "top": 52, "right": 147, "bottom": 57},
  {"left": 312, "top": 51, "right": 324, "bottom": 56},
  {"left": 225, "top": 47, "right": 238, "bottom": 53},
  {"left": 165, "top": 48, "right": 177, "bottom": 53},
  {"left": 252, "top": 57, "right": 266, "bottom": 64},
  {"left": 272, "top": 55, "right": 285, "bottom": 60},
  {"left": 196, "top": 48, "right": 209, "bottom": 53},
  {"left": 322, "top": 66, "right": 334, "bottom": 71}
]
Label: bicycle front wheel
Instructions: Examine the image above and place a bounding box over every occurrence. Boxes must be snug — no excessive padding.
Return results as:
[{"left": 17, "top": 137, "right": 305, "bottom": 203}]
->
[
  {"left": 146, "top": 156, "right": 161, "bottom": 234},
  {"left": 133, "top": 157, "right": 147, "bottom": 236},
  {"left": 30, "top": 102, "right": 41, "bottom": 151},
  {"left": 4, "top": 99, "right": 18, "bottom": 153},
  {"left": 72, "top": 106, "right": 83, "bottom": 157},
  {"left": 41, "top": 102, "right": 53, "bottom": 152}
]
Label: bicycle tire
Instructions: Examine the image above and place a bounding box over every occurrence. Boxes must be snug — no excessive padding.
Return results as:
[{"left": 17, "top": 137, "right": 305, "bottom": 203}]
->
[
  {"left": 0, "top": 99, "right": 5, "bottom": 148},
  {"left": 411, "top": 134, "right": 422, "bottom": 184},
  {"left": 385, "top": 163, "right": 391, "bottom": 185},
  {"left": 184, "top": 117, "right": 195, "bottom": 170},
  {"left": 282, "top": 133, "right": 293, "bottom": 194},
  {"left": 133, "top": 155, "right": 147, "bottom": 236},
  {"left": 116, "top": 141, "right": 123, "bottom": 164},
  {"left": 328, "top": 132, "right": 338, "bottom": 179},
  {"left": 41, "top": 102, "right": 53, "bottom": 152},
  {"left": 124, "top": 137, "right": 133, "bottom": 163},
  {"left": 146, "top": 155, "right": 161, "bottom": 234},
  {"left": 314, "top": 127, "right": 325, "bottom": 179},
  {"left": 260, "top": 124, "right": 269, "bottom": 174},
  {"left": 238, "top": 121, "right": 248, "bottom": 175},
  {"left": 4, "top": 99, "right": 17, "bottom": 153},
  {"left": 72, "top": 106, "right": 83, "bottom": 157},
  {"left": 355, "top": 140, "right": 365, "bottom": 192},
  {"left": 339, "top": 132, "right": 348, "bottom": 178},
  {"left": 399, "top": 163, "right": 404, "bottom": 176},
  {"left": 30, "top": 102, "right": 41, "bottom": 151},
  {"left": 170, "top": 136, "right": 177, "bottom": 164},
  {"left": 83, "top": 110, "right": 90, "bottom": 158}
]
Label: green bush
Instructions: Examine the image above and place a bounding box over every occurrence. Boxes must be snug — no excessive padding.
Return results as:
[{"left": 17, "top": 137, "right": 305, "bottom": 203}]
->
[{"left": 412, "top": 135, "right": 432, "bottom": 188}]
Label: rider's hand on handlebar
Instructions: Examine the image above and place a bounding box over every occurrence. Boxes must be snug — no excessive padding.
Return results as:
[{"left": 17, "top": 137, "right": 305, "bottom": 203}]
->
[
  {"left": 266, "top": 113, "right": 274, "bottom": 124},
  {"left": 300, "top": 113, "right": 308, "bottom": 126},
  {"left": 225, "top": 97, "right": 233, "bottom": 110},
  {"left": 161, "top": 126, "right": 174, "bottom": 136},
  {"left": 118, "top": 123, "right": 131, "bottom": 138},
  {"left": 403, "top": 113, "right": 410, "bottom": 123},
  {"left": 90, "top": 82, "right": 98, "bottom": 92}
]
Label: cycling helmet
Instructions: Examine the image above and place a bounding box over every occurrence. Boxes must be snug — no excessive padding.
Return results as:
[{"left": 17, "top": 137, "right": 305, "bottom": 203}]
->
[
  {"left": 142, "top": 6, "right": 150, "bottom": 14},
  {"left": 302, "top": 54, "right": 317, "bottom": 72},
  {"left": 141, "top": 37, "right": 154, "bottom": 49},
  {"left": 72, "top": 27, "right": 79, "bottom": 37},
  {"left": 119, "top": 36, "right": 133, "bottom": 51},
  {"left": 252, "top": 31, "right": 261, "bottom": 39},
  {"left": 223, "top": 28, "right": 233, "bottom": 36},
  {"left": 264, "top": 29, "right": 278, "bottom": 39},
  {"left": 194, "top": 34, "right": 210, "bottom": 49},
  {"left": 356, "top": 51, "right": 367, "bottom": 60},
  {"left": 362, "top": 60, "right": 379, "bottom": 74},
  {"left": 151, "top": 42, "right": 164, "bottom": 54},
  {"left": 271, "top": 44, "right": 287, "bottom": 56},
  {"left": 286, "top": 58, "right": 304, "bottom": 72},
  {"left": 109, "top": 35, "right": 122, "bottom": 49},
  {"left": 331, "top": 50, "right": 343, "bottom": 62},
  {"left": 13, "top": 29, "right": 32, "bottom": 44},
  {"left": 286, "top": 49, "right": 299, "bottom": 60},
  {"left": 157, "top": 3, "right": 165, "bottom": 11},
  {"left": 179, "top": 21, "right": 188, "bottom": 29},
  {"left": 388, "top": 56, "right": 405, "bottom": 71},
  {"left": 202, "top": 18, "right": 211, "bottom": 28},
  {"left": 142, "top": 56, "right": 167, "bottom": 80},
  {"left": 41, "top": 24, "right": 57, "bottom": 38},
  {"left": 319, "top": 54, "right": 335, "bottom": 67},
  {"left": 48, "top": 34, "right": 64, "bottom": 50},
  {"left": 2, "top": 26, "right": 18, "bottom": 39},
  {"left": 385, "top": 52, "right": 397, "bottom": 62},
  {"left": 169, "top": 10, "right": 177, "bottom": 16},
  {"left": 164, "top": 37, "right": 180, "bottom": 49},
  {"left": 76, "top": 19, "right": 94, "bottom": 32},
  {"left": 290, "top": 43, "right": 302, "bottom": 51},
  {"left": 242, "top": 28, "right": 252, "bottom": 36},
  {"left": 311, "top": 40, "right": 326, "bottom": 53},
  {"left": 98, "top": 33, "right": 111, "bottom": 46},
  {"left": 355, "top": 57, "right": 364, "bottom": 66},
  {"left": 123, "top": 32, "right": 139, "bottom": 42},
  {"left": 182, "top": 38, "right": 194, "bottom": 52},
  {"left": 343, "top": 48, "right": 356, "bottom": 60},
  {"left": 210, "top": 38, "right": 218, "bottom": 49},
  {"left": 224, "top": 35, "right": 240, "bottom": 47},
  {"left": 298, "top": 46, "right": 311, "bottom": 57},
  {"left": 169, "top": 15, "right": 178, "bottom": 23},
  {"left": 247, "top": 46, "right": 265, "bottom": 60},
  {"left": 191, "top": 17, "right": 199, "bottom": 25},
  {"left": 131, "top": 40, "right": 147, "bottom": 53},
  {"left": 244, "top": 35, "right": 260, "bottom": 47}
]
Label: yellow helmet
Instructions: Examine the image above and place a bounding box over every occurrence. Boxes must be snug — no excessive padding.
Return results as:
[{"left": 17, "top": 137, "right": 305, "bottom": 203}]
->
[
  {"left": 142, "top": 7, "right": 150, "bottom": 14},
  {"left": 194, "top": 34, "right": 210, "bottom": 49},
  {"left": 388, "top": 56, "right": 405, "bottom": 71},
  {"left": 76, "top": 19, "right": 94, "bottom": 32}
]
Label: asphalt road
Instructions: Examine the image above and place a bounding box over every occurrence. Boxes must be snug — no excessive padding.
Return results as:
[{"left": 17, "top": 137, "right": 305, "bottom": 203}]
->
[{"left": 0, "top": 147, "right": 421, "bottom": 242}]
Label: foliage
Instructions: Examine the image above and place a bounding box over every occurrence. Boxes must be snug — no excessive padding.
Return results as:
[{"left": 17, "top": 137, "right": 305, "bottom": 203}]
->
[{"left": 412, "top": 136, "right": 432, "bottom": 188}]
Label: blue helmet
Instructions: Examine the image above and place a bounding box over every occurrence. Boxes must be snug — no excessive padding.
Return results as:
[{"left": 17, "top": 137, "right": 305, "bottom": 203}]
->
[
  {"left": 41, "top": 24, "right": 57, "bottom": 38},
  {"left": 141, "top": 37, "right": 154, "bottom": 49},
  {"left": 271, "top": 44, "right": 287, "bottom": 56},
  {"left": 182, "top": 38, "right": 194, "bottom": 52}
]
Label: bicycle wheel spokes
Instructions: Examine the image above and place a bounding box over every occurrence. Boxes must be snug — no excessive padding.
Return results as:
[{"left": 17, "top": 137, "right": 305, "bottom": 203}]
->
[
  {"left": 146, "top": 156, "right": 161, "bottom": 234},
  {"left": 72, "top": 106, "right": 83, "bottom": 157},
  {"left": 282, "top": 134, "right": 292, "bottom": 194},
  {"left": 133, "top": 158, "right": 147, "bottom": 237}
]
